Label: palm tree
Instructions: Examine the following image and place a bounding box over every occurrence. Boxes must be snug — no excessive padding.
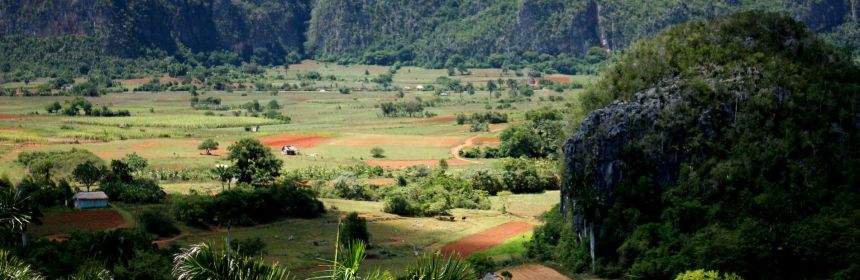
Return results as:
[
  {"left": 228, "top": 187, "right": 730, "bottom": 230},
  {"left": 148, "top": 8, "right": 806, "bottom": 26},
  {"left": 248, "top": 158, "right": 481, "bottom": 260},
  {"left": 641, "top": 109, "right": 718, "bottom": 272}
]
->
[
  {"left": 313, "top": 240, "right": 392, "bottom": 280},
  {"left": 399, "top": 254, "right": 475, "bottom": 280},
  {"left": 0, "top": 250, "right": 45, "bottom": 280},
  {"left": 0, "top": 185, "right": 35, "bottom": 247},
  {"left": 211, "top": 164, "right": 233, "bottom": 191},
  {"left": 172, "top": 243, "right": 291, "bottom": 280}
]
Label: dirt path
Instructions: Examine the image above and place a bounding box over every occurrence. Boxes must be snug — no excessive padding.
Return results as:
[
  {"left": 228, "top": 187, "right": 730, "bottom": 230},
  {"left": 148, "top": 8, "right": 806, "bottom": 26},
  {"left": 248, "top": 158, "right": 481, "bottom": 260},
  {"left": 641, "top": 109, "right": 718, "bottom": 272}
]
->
[
  {"left": 449, "top": 123, "right": 509, "bottom": 163},
  {"left": 450, "top": 135, "right": 481, "bottom": 164},
  {"left": 441, "top": 221, "right": 534, "bottom": 257},
  {"left": 500, "top": 264, "right": 571, "bottom": 280},
  {"left": 153, "top": 232, "right": 190, "bottom": 247}
]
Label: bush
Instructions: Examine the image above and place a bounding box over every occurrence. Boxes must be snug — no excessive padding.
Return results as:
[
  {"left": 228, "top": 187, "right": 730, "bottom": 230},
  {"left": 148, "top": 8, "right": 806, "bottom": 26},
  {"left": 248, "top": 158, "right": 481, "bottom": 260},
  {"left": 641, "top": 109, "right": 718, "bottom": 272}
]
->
[
  {"left": 370, "top": 147, "right": 385, "bottom": 158},
  {"left": 456, "top": 113, "right": 467, "bottom": 125},
  {"left": 500, "top": 158, "right": 556, "bottom": 193},
  {"left": 383, "top": 194, "right": 416, "bottom": 216},
  {"left": 675, "top": 270, "right": 744, "bottom": 280},
  {"left": 230, "top": 237, "right": 267, "bottom": 257},
  {"left": 18, "top": 149, "right": 104, "bottom": 182},
  {"left": 100, "top": 178, "right": 166, "bottom": 203},
  {"left": 138, "top": 208, "right": 179, "bottom": 238},
  {"left": 471, "top": 170, "right": 502, "bottom": 195},
  {"left": 467, "top": 254, "right": 497, "bottom": 278},
  {"left": 332, "top": 173, "right": 374, "bottom": 200},
  {"left": 339, "top": 212, "right": 370, "bottom": 246},
  {"left": 381, "top": 173, "right": 490, "bottom": 217},
  {"left": 469, "top": 121, "right": 489, "bottom": 132}
]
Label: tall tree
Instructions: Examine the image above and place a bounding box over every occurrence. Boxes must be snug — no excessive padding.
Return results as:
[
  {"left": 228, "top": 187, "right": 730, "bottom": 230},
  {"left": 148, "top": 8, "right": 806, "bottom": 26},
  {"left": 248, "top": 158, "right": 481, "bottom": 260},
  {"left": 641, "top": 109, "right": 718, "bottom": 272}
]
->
[
  {"left": 73, "top": 161, "right": 104, "bottom": 191},
  {"left": 226, "top": 139, "right": 283, "bottom": 184},
  {"left": 198, "top": 139, "right": 219, "bottom": 155}
]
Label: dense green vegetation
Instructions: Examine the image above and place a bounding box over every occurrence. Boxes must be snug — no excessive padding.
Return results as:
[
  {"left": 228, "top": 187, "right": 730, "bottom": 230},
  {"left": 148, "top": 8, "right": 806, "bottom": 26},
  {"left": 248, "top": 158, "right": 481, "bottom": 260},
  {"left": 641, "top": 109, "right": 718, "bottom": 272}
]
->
[
  {"left": 531, "top": 12, "right": 860, "bottom": 279},
  {"left": 2, "top": 0, "right": 857, "bottom": 80},
  {"left": 382, "top": 172, "right": 491, "bottom": 217},
  {"left": 172, "top": 180, "right": 325, "bottom": 228}
]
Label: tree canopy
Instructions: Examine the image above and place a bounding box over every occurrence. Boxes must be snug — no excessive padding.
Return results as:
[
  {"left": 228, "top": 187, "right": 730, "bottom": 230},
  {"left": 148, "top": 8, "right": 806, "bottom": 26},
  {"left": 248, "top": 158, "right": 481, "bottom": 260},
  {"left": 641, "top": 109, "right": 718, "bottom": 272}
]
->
[{"left": 226, "top": 138, "right": 283, "bottom": 185}]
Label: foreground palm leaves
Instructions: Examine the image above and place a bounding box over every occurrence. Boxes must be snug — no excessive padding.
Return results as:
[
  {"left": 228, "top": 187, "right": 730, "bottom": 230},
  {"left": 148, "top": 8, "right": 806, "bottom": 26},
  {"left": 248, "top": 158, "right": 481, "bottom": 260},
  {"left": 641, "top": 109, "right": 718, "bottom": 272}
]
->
[
  {"left": 399, "top": 254, "right": 474, "bottom": 280},
  {"left": 172, "top": 241, "right": 476, "bottom": 280},
  {"left": 0, "top": 187, "right": 32, "bottom": 233},
  {"left": 312, "top": 240, "right": 393, "bottom": 280},
  {"left": 0, "top": 250, "right": 44, "bottom": 280},
  {"left": 173, "top": 243, "right": 291, "bottom": 280}
]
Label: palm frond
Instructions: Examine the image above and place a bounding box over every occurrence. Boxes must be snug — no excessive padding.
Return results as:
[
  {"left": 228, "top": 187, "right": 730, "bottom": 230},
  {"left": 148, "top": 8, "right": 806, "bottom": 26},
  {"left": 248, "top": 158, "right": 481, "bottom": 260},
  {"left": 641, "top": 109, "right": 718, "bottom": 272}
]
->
[
  {"left": 173, "top": 243, "right": 291, "bottom": 280},
  {"left": 311, "top": 240, "right": 394, "bottom": 280},
  {"left": 0, "top": 187, "right": 33, "bottom": 232},
  {"left": 0, "top": 250, "right": 44, "bottom": 280},
  {"left": 400, "top": 253, "right": 475, "bottom": 280}
]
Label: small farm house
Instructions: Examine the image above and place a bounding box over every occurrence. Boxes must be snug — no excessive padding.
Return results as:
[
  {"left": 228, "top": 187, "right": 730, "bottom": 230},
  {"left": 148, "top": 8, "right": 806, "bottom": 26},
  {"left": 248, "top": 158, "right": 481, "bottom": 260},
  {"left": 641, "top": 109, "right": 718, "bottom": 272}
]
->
[{"left": 72, "top": 191, "right": 109, "bottom": 209}]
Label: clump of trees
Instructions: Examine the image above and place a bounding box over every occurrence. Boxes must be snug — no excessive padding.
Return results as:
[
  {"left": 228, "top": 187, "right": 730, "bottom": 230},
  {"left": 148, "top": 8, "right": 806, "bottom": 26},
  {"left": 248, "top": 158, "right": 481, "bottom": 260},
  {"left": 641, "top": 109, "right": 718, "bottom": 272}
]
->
[
  {"left": 378, "top": 101, "right": 432, "bottom": 118},
  {"left": 224, "top": 138, "right": 283, "bottom": 185},
  {"left": 172, "top": 179, "right": 325, "bottom": 227},
  {"left": 458, "top": 107, "right": 564, "bottom": 159},
  {"left": 382, "top": 172, "right": 490, "bottom": 217},
  {"left": 46, "top": 97, "right": 129, "bottom": 117},
  {"left": 455, "top": 112, "right": 508, "bottom": 125},
  {"left": 138, "top": 208, "right": 179, "bottom": 238},
  {"left": 197, "top": 139, "right": 219, "bottom": 155},
  {"left": 190, "top": 96, "right": 224, "bottom": 110},
  {"left": 99, "top": 154, "right": 166, "bottom": 203},
  {"left": 497, "top": 107, "right": 564, "bottom": 158},
  {"left": 18, "top": 149, "right": 104, "bottom": 182}
]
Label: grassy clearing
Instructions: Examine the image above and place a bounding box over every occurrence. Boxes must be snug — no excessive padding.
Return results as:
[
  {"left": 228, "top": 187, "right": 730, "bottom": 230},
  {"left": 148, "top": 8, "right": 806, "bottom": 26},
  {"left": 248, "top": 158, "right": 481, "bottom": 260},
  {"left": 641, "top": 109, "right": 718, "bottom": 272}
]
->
[
  {"left": 166, "top": 195, "right": 554, "bottom": 277},
  {"left": 64, "top": 115, "right": 281, "bottom": 128},
  {"left": 470, "top": 231, "right": 533, "bottom": 264}
]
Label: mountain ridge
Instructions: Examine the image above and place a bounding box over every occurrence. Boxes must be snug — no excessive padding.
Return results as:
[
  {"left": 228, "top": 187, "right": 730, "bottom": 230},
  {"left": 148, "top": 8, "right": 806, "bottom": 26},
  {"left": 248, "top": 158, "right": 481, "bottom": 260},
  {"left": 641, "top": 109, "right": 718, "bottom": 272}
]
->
[{"left": 0, "top": 0, "right": 857, "bottom": 72}]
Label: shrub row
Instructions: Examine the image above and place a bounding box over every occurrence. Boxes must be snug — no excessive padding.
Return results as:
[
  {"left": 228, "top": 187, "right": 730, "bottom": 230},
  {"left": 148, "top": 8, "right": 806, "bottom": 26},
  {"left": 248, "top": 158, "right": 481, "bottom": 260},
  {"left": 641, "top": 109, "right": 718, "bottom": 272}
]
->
[{"left": 172, "top": 180, "right": 325, "bottom": 227}]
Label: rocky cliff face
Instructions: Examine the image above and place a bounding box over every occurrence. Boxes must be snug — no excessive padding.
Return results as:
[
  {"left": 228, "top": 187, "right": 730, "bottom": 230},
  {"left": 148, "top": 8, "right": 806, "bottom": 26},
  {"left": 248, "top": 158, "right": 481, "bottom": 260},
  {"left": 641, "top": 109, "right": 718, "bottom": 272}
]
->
[
  {"left": 305, "top": 0, "right": 601, "bottom": 62},
  {"left": 0, "top": 0, "right": 855, "bottom": 64},
  {"left": 0, "top": 0, "right": 310, "bottom": 58}
]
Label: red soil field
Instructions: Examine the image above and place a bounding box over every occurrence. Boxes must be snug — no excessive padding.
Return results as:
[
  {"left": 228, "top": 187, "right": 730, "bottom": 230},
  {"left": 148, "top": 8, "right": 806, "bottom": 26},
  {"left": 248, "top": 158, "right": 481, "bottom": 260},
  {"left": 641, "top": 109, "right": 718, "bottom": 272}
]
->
[
  {"left": 441, "top": 221, "right": 534, "bottom": 257},
  {"left": 30, "top": 209, "right": 127, "bottom": 237},
  {"left": 0, "top": 114, "right": 33, "bottom": 119},
  {"left": 127, "top": 141, "right": 160, "bottom": 151},
  {"left": 257, "top": 135, "right": 331, "bottom": 148},
  {"left": 414, "top": 115, "right": 456, "bottom": 123},
  {"left": 542, "top": 76, "right": 572, "bottom": 84},
  {"left": 364, "top": 158, "right": 472, "bottom": 169},
  {"left": 501, "top": 264, "right": 571, "bottom": 280},
  {"left": 331, "top": 134, "right": 462, "bottom": 147},
  {"left": 474, "top": 137, "right": 500, "bottom": 143}
]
